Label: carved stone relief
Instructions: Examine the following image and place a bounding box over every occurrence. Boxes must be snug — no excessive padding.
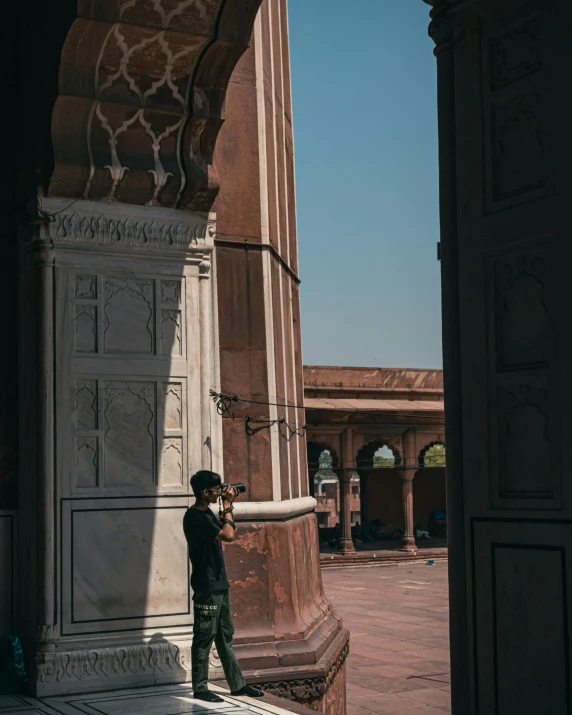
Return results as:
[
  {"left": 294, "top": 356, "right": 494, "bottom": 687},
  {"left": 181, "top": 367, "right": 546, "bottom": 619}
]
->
[
  {"left": 484, "top": 9, "right": 548, "bottom": 212},
  {"left": 498, "top": 383, "right": 552, "bottom": 497},
  {"left": 161, "top": 310, "right": 182, "bottom": 355},
  {"left": 489, "top": 14, "right": 541, "bottom": 89},
  {"left": 103, "top": 382, "right": 156, "bottom": 487},
  {"left": 37, "top": 640, "right": 191, "bottom": 685},
  {"left": 161, "top": 280, "right": 181, "bottom": 304},
  {"left": 50, "top": 0, "right": 263, "bottom": 209},
  {"left": 103, "top": 279, "right": 154, "bottom": 354},
  {"left": 161, "top": 438, "right": 184, "bottom": 486},
  {"left": 75, "top": 275, "right": 97, "bottom": 300},
  {"left": 492, "top": 91, "right": 545, "bottom": 200},
  {"left": 75, "top": 306, "right": 97, "bottom": 353},
  {"left": 163, "top": 384, "right": 183, "bottom": 430},
  {"left": 76, "top": 438, "right": 98, "bottom": 488},
  {"left": 495, "top": 251, "right": 548, "bottom": 370},
  {"left": 75, "top": 381, "right": 98, "bottom": 430},
  {"left": 488, "top": 240, "right": 558, "bottom": 508}
]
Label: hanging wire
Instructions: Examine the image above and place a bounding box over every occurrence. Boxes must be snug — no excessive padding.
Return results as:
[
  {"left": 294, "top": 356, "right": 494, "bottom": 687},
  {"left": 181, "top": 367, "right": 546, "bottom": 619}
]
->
[{"left": 209, "top": 390, "right": 445, "bottom": 422}]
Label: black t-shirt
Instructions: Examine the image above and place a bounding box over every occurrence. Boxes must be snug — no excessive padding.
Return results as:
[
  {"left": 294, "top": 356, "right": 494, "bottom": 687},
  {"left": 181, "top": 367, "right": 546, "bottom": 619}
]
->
[{"left": 183, "top": 506, "right": 229, "bottom": 596}]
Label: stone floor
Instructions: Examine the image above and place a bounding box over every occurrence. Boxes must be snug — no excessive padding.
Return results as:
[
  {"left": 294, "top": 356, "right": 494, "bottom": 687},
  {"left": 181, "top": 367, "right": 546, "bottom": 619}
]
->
[
  {"left": 320, "top": 539, "right": 448, "bottom": 555},
  {"left": 0, "top": 684, "right": 304, "bottom": 715},
  {"left": 322, "top": 561, "right": 451, "bottom": 714}
]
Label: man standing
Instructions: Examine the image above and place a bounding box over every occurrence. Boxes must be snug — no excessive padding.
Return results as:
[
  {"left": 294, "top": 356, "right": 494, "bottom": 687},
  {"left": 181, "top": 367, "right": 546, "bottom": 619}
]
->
[{"left": 183, "top": 470, "right": 264, "bottom": 702}]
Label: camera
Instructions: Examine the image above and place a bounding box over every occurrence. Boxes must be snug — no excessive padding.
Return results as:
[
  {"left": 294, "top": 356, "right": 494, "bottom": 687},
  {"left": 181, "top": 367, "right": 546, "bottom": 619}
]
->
[{"left": 220, "top": 482, "right": 246, "bottom": 494}]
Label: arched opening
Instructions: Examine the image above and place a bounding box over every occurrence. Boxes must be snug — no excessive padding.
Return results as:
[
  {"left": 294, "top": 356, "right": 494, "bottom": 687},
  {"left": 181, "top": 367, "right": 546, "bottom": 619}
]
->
[
  {"left": 356, "top": 439, "right": 403, "bottom": 542},
  {"left": 414, "top": 442, "right": 447, "bottom": 542},
  {"left": 307, "top": 442, "right": 342, "bottom": 544}
]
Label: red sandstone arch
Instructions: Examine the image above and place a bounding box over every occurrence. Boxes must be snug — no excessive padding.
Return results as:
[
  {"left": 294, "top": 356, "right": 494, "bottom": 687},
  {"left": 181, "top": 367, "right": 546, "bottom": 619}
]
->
[
  {"left": 307, "top": 441, "right": 340, "bottom": 471},
  {"left": 49, "top": 0, "right": 263, "bottom": 210},
  {"left": 355, "top": 439, "right": 402, "bottom": 532},
  {"left": 418, "top": 440, "right": 446, "bottom": 468},
  {"left": 356, "top": 437, "right": 402, "bottom": 470}
]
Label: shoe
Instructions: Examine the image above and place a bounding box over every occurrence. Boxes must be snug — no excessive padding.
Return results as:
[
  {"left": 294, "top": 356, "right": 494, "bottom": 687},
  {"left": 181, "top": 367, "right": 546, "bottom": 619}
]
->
[
  {"left": 193, "top": 691, "right": 224, "bottom": 703},
  {"left": 231, "top": 685, "right": 264, "bottom": 697}
]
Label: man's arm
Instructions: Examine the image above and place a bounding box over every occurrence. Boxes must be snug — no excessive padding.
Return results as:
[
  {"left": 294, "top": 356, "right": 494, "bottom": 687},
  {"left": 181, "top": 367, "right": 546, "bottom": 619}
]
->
[{"left": 216, "top": 487, "right": 237, "bottom": 543}]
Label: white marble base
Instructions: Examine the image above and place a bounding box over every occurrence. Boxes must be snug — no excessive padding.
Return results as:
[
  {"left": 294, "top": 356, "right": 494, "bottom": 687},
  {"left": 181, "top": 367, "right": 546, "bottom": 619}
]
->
[{"left": 0, "top": 684, "right": 297, "bottom": 715}]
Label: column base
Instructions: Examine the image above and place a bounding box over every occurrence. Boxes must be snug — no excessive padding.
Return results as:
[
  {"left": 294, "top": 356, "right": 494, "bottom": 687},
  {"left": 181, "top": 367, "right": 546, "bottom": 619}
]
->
[
  {"left": 399, "top": 537, "right": 418, "bottom": 553},
  {"left": 337, "top": 537, "right": 356, "bottom": 555},
  {"left": 246, "top": 627, "right": 349, "bottom": 715}
]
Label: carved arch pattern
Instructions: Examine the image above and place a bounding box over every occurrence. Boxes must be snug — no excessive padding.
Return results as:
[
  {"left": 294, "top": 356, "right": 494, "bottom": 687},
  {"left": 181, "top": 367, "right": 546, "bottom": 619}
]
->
[{"left": 50, "top": 0, "right": 263, "bottom": 210}]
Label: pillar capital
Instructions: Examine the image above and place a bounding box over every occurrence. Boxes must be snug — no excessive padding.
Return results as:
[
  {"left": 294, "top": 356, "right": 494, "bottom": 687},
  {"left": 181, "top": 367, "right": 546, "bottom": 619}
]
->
[
  {"left": 337, "top": 468, "right": 355, "bottom": 484},
  {"left": 428, "top": 0, "right": 455, "bottom": 54},
  {"left": 398, "top": 470, "right": 415, "bottom": 484}
]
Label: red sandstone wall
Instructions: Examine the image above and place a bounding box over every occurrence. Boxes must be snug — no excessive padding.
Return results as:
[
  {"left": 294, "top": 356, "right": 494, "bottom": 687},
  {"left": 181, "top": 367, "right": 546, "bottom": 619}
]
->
[
  {"left": 214, "top": 0, "right": 307, "bottom": 500},
  {"left": 304, "top": 366, "right": 444, "bottom": 391}
]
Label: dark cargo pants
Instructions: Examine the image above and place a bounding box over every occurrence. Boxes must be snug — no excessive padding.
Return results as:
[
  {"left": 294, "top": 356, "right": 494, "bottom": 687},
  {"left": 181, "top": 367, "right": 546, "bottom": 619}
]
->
[{"left": 191, "top": 590, "right": 246, "bottom": 693}]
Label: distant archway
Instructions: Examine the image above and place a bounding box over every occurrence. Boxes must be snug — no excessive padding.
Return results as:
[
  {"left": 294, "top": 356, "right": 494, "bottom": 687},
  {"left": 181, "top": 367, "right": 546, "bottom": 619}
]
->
[
  {"left": 307, "top": 442, "right": 341, "bottom": 532},
  {"left": 419, "top": 442, "right": 446, "bottom": 468},
  {"left": 356, "top": 439, "right": 402, "bottom": 536},
  {"left": 414, "top": 441, "right": 447, "bottom": 539}
]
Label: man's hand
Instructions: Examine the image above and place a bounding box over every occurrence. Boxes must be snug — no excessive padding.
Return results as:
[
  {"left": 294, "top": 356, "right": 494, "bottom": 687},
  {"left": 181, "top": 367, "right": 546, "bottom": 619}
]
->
[
  {"left": 221, "top": 485, "right": 237, "bottom": 510},
  {"left": 217, "top": 486, "right": 238, "bottom": 543}
]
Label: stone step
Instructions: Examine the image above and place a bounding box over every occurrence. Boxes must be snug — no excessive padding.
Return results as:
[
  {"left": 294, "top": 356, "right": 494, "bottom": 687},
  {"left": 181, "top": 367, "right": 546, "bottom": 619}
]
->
[
  {"left": 0, "top": 683, "right": 309, "bottom": 715},
  {"left": 320, "top": 549, "right": 448, "bottom": 569}
]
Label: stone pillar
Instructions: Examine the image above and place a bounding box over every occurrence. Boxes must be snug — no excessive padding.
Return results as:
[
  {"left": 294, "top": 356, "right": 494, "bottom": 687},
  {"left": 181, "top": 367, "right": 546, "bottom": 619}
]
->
[
  {"left": 359, "top": 471, "right": 370, "bottom": 534},
  {"left": 337, "top": 471, "right": 356, "bottom": 554},
  {"left": 209, "top": 2, "right": 350, "bottom": 712},
  {"left": 399, "top": 473, "right": 417, "bottom": 553},
  {"left": 429, "top": 0, "right": 572, "bottom": 712}
]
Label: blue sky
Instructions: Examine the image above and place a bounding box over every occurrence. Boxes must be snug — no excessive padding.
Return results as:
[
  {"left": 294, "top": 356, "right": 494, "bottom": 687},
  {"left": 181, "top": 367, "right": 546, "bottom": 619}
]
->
[{"left": 288, "top": 0, "right": 442, "bottom": 369}]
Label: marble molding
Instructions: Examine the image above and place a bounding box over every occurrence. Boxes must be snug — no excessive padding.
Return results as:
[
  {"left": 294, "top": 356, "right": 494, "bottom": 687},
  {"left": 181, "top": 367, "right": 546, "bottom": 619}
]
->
[
  {"left": 35, "top": 641, "right": 224, "bottom": 688},
  {"left": 37, "top": 198, "right": 215, "bottom": 255}
]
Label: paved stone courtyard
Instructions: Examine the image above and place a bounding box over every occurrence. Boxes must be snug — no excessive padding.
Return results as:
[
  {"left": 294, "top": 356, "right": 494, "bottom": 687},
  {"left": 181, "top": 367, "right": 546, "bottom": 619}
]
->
[{"left": 322, "top": 562, "right": 451, "bottom": 714}]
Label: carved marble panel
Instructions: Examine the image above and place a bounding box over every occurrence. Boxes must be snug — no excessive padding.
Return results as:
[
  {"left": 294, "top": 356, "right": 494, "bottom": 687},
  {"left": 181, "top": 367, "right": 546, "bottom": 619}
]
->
[
  {"left": 103, "top": 382, "right": 156, "bottom": 487},
  {"left": 494, "top": 250, "right": 548, "bottom": 370},
  {"left": 75, "top": 275, "right": 97, "bottom": 300},
  {"left": 497, "top": 382, "right": 553, "bottom": 498},
  {"left": 160, "top": 280, "right": 181, "bottom": 305},
  {"left": 75, "top": 306, "right": 97, "bottom": 353},
  {"left": 75, "top": 381, "right": 98, "bottom": 430},
  {"left": 70, "top": 506, "right": 189, "bottom": 622},
  {"left": 161, "top": 310, "right": 182, "bottom": 355},
  {"left": 103, "top": 278, "right": 154, "bottom": 354},
  {"left": 489, "top": 14, "right": 541, "bottom": 90},
  {"left": 75, "top": 438, "right": 99, "bottom": 488},
  {"left": 491, "top": 90, "right": 545, "bottom": 201},
  {"left": 163, "top": 383, "right": 183, "bottom": 431},
  {"left": 160, "top": 438, "right": 184, "bottom": 487}
]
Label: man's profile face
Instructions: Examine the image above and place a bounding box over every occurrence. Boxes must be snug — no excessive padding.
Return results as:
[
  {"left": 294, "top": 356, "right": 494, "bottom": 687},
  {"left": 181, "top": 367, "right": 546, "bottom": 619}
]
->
[{"left": 203, "top": 486, "right": 219, "bottom": 504}]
